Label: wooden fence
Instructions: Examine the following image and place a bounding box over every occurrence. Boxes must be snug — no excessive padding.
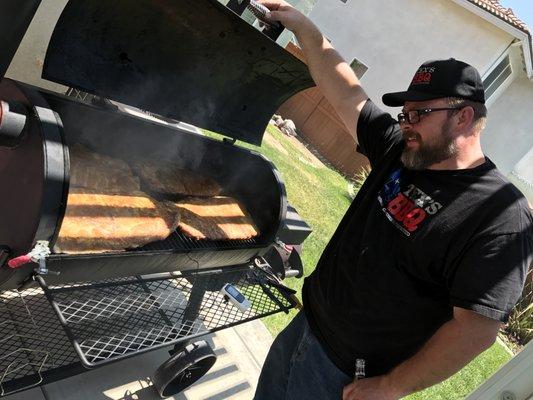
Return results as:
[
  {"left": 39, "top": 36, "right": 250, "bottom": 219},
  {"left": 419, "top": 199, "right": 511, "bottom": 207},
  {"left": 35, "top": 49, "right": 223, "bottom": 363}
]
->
[{"left": 277, "top": 42, "right": 369, "bottom": 178}]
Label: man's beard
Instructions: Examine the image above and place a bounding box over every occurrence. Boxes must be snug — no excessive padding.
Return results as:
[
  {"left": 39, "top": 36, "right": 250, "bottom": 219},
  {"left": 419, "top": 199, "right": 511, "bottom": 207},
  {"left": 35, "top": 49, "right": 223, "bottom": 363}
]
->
[{"left": 401, "top": 119, "right": 457, "bottom": 170}]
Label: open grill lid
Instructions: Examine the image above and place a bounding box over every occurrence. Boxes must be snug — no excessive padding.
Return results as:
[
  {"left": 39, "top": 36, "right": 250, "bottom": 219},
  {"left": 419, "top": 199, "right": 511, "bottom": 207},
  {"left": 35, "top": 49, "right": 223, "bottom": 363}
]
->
[
  {"left": 42, "top": 0, "right": 315, "bottom": 145},
  {"left": 0, "top": 0, "right": 42, "bottom": 80}
]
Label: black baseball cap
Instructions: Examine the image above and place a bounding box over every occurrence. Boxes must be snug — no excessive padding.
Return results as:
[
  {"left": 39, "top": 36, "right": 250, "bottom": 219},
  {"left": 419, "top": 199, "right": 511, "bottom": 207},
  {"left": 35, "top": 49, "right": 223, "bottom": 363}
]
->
[{"left": 382, "top": 58, "right": 485, "bottom": 107}]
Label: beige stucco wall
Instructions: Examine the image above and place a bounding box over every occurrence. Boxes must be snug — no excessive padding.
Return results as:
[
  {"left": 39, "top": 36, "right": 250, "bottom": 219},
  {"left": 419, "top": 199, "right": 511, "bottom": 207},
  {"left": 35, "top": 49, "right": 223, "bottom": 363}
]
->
[
  {"left": 5, "top": 0, "right": 532, "bottom": 178},
  {"left": 309, "top": 0, "right": 514, "bottom": 111},
  {"left": 483, "top": 72, "right": 533, "bottom": 174},
  {"left": 5, "top": 0, "right": 68, "bottom": 92},
  {"left": 309, "top": 0, "right": 533, "bottom": 177},
  {"left": 481, "top": 45, "right": 533, "bottom": 176}
]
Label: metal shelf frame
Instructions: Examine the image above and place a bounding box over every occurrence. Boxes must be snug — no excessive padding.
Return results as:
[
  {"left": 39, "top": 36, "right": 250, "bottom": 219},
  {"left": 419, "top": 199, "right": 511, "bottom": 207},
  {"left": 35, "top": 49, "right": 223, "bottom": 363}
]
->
[{"left": 0, "top": 261, "right": 296, "bottom": 396}]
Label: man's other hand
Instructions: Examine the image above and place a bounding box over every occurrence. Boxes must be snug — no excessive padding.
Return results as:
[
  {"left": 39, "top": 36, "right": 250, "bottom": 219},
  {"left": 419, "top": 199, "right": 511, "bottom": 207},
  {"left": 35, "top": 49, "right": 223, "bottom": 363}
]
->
[{"left": 342, "top": 375, "right": 401, "bottom": 400}]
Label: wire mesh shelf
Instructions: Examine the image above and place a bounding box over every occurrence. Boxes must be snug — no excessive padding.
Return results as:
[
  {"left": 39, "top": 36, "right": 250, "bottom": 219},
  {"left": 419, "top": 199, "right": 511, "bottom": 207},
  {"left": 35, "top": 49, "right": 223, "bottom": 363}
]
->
[
  {"left": 36, "top": 264, "right": 295, "bottom": 368},
  {"left": 0, "top": 291, "right": 50, "bottom": 396}
]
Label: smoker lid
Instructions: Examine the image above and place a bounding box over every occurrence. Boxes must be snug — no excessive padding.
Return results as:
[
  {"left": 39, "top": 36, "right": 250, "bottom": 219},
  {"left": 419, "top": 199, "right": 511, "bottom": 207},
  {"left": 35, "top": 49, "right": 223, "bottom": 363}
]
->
[
  {"left": 0, "top": 0, "right": 42, "bottom": 80},
  {"left": 42, "top": 0, "right": 315, "bottom": 145}
]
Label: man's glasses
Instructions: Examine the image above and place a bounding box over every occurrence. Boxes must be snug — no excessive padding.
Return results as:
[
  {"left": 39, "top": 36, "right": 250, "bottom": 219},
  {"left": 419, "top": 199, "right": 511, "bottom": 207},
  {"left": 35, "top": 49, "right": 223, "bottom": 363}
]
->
[{"left": 397, "top": 107, "right": 464, "bottom": 125}]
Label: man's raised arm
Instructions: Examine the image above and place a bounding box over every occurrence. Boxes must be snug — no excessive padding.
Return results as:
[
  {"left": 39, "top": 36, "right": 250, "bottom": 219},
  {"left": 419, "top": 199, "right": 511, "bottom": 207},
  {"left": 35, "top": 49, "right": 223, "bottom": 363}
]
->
[{"left": 260, "top": 0, "right": 368, "bottom": 142}]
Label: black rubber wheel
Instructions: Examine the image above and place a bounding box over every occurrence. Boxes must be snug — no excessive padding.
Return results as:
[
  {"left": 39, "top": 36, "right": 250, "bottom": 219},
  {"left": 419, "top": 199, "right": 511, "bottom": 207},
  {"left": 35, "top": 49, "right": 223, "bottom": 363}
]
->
[{"left": 153, "top": 340, "right": 217, "bottom": 398}]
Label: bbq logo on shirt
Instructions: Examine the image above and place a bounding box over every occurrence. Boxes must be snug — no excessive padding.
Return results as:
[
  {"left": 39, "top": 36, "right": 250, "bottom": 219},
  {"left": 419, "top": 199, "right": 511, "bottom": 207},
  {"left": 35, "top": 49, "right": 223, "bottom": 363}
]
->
[{"left": 377, "top": 169, "right": 443, "bottom": 236}]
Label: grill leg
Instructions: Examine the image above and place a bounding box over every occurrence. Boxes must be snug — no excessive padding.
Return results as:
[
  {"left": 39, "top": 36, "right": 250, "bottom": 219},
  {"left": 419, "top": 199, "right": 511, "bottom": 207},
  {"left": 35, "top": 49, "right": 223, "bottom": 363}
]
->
[{"left": 174, "top": 276, "right": 208, "bottom": 351}]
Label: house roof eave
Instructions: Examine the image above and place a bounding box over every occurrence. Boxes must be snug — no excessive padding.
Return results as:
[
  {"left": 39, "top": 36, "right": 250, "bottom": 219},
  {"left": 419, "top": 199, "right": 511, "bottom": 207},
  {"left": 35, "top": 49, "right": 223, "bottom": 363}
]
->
[{"left": 451, "top": 0, "right": 533, "bottom": 80}]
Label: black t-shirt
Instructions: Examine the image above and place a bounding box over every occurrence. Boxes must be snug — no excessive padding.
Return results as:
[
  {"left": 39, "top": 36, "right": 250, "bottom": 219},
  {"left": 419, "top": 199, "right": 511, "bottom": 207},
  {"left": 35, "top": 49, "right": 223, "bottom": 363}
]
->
[{"left": 302, "top": 99, "right": 533, "bottom": 378}]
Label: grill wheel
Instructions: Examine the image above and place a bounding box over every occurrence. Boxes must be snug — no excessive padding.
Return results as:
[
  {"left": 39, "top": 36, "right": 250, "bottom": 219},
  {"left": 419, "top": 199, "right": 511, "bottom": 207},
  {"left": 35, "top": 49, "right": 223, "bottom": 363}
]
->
[{"left": 152, "top": 340, "right": 217, "bottom": 398}]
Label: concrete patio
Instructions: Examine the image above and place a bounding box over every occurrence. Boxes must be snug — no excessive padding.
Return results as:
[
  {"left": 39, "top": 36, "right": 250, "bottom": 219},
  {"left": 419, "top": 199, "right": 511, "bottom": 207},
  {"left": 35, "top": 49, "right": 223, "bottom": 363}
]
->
[{"left": 4, "top": 320, "right": 273, "bottom": 400}]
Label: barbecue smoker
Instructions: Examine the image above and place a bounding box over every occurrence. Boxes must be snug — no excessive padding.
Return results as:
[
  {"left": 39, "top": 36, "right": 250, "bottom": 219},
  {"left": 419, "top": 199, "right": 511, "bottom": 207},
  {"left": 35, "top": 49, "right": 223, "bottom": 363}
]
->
[{"left": 0, "top": 0, "right": 314, "bottom": 396}]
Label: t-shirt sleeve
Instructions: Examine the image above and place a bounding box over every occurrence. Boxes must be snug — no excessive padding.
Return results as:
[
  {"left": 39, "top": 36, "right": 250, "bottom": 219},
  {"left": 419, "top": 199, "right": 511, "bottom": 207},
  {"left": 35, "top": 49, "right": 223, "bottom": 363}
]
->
[
  {"left": 356, "top": 99, "right": 403, "bottom": 168},
  {"left": 449, "top": 232, "right": 533, "bottom": 322}
]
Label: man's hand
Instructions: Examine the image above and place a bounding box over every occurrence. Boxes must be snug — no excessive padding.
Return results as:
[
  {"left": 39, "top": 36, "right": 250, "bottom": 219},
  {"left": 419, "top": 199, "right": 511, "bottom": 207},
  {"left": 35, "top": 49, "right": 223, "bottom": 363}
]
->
[
  {"left": 257, "top": 0, "right": 311, "bottom": 33},
  {"left": 344, "top": 309, "right": 501, "bottom": 399},
  {"left": 342, "top": 375, "right": 401, "bottom": 400}
]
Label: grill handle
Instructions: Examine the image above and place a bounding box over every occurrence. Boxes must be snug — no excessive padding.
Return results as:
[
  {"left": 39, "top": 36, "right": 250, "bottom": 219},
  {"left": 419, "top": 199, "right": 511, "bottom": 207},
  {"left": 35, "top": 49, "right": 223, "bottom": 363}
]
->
[
  {"left": 7, "top": 255, "right": 32, "bottom": 269},
  {"left": 246, "top": 0, "right": 284, "bottom": 41}
]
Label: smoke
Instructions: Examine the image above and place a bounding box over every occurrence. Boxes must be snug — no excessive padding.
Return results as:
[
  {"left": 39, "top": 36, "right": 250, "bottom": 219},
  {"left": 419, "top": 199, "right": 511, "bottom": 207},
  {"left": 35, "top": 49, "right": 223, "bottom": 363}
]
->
[
  {"left": 57, "top": 92, "right": 226, "bottom": 189},
  {"left": 55, "top": 81, "right": 279, "bottom": 238}
]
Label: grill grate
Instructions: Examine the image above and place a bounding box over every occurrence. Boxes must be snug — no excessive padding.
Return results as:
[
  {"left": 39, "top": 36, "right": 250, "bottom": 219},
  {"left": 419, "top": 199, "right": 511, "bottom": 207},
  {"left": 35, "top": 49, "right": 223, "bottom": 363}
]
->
[
  {"left": 136, "top": 229, "right": 260, "bottom": 252},
  {"left": 38, "top": 265, "right": 294, "bottom": 368}
]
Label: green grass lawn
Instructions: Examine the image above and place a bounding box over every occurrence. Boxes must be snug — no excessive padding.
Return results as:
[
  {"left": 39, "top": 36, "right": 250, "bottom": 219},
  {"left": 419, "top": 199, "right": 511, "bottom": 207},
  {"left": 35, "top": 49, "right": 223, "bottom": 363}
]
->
[
  {"left": 404, "top": 340, "right": 512, "bottom": 399},
  {"left": 203, "top": 125, "right": 512, "bottom": 399},
  {"left": 203, "top": 125, "right": 352, "bottom": 335}
]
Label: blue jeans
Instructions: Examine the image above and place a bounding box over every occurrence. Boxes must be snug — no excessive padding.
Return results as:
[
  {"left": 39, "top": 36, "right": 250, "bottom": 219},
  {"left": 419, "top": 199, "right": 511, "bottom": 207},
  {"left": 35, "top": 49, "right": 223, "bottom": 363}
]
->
[{"left": 254, "top": 311, "right": 353, "bottom": 400}]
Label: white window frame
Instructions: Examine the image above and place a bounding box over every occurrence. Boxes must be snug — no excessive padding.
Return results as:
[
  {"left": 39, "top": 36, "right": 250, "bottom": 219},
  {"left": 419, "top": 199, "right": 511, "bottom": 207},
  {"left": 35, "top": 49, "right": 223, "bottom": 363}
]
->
[
  {"left": 482, "top": 49, "right": 516, "bottom": 107},
  {"left": 349, "top": 57, "right": 369, "bottom": 79}
]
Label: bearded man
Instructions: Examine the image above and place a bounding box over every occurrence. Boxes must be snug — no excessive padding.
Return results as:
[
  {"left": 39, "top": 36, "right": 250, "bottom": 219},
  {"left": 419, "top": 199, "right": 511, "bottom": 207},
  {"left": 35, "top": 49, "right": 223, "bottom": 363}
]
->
[{"left": 253, "top": 2, "right": 533, "bottom": 400}]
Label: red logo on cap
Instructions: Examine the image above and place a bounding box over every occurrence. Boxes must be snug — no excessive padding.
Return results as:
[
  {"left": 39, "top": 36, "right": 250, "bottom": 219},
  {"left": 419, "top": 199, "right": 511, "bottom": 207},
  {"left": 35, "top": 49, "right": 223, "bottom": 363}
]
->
[{"left": 411, "top": 67, "right": 435, "bottom": 85}]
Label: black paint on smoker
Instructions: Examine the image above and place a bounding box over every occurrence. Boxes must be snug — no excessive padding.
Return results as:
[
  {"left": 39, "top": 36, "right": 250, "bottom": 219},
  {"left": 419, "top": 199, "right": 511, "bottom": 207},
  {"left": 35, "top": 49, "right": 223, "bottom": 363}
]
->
[
  {"left": 0, "top": 0, "right": 41, "bottom": 79},
  {"left": 0, "top": 80, "right": 288, "bottom": 290},
  {"left": 43, "top": 0, "right": 315, "bottom": 146}
]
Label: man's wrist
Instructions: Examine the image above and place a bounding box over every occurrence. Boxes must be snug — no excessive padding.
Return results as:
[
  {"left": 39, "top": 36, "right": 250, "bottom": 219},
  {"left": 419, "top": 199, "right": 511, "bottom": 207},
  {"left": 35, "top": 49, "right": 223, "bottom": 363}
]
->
[
  {"left": 293, "top": 18, "right": 322, "bottom": 46},
  {"left": 384, "top": 369, "right": 412, "bottom": 399}
]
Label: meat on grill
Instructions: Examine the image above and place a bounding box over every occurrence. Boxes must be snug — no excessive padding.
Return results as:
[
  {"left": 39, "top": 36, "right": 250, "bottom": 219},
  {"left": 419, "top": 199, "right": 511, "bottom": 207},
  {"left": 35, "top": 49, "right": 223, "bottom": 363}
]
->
[
  {"left": 60, "top": 144, "right": 255, "bottom": 252},
  {"left": 176, "top": 196, "right": 259, "bottom": 240},
  {"left": 69, "top": 144, "right": 141, "bottom": 193},
  {"left": 134, "top": 160, "right": 222, "bottom": 198},
  {"left": 55, "top": 188, "right": 180, "bottom": 254}
]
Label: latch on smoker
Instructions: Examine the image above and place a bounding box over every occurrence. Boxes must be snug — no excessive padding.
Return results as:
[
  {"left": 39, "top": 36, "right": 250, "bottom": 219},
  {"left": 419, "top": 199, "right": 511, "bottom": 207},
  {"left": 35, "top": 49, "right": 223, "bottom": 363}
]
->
[{"left": 7, "top": 240, "right": 58, "bottom": 275}]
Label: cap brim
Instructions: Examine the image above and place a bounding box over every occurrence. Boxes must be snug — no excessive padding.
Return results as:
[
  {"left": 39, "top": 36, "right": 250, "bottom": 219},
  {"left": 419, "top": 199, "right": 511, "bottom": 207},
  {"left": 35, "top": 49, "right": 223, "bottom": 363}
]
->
[{"left": 382, "top": 90, "right": 444, "bottom": 107}]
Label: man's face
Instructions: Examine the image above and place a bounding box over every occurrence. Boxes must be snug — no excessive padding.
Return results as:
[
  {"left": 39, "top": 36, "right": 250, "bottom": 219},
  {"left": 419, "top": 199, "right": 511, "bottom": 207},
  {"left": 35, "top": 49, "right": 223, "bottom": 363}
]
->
[{"left": 399, "top": 99, "right": 458, "bottom": 170}]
